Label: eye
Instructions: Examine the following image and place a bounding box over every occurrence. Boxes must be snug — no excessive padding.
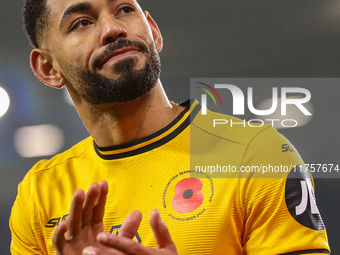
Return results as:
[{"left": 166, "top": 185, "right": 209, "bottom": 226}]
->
[
  {"left": 70, "top": 19, "right": 92, "bottom": 31},
  {"left": 117, "top": 5, "right": 134, "bottom": 15}
]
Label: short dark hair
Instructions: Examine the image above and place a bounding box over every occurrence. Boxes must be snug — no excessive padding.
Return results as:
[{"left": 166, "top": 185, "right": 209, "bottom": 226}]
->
[{"left": 23, "top": 0, "right": 50, "bottom": 48}]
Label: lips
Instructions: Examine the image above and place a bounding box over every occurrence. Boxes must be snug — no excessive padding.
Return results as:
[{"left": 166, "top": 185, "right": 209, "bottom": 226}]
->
[
  {"left": 97, "top": 47, "right": 140, "bottom": 68},
  {"left": 91, "top": 39, "right": 149, "bottom": 71}
]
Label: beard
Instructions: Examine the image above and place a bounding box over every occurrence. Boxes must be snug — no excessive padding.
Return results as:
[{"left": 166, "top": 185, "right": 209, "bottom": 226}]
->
[{"left": 64, "top": 39, "right": 161, "bottom": 104}]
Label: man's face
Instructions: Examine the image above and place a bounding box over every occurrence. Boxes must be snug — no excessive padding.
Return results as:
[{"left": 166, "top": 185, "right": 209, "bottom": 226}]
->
[{"left": 45, "top": 0, "right": 161, "bottom": 104}]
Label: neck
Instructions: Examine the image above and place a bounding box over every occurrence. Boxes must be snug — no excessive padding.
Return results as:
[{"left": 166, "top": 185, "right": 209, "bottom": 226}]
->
[{"left": 73, "top": 81, "right": 185, "bottom": 147}]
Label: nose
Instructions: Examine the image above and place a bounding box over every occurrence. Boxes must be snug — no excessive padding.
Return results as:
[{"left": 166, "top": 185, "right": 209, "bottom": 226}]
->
[{"left": 99, "top": 13, "right": 127, "bottom": 45}]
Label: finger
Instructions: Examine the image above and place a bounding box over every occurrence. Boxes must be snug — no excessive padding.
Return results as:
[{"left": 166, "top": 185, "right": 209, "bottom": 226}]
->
[
  {"left": 150, "top": 209, "right": 176, "bottom": 251},
  {"left": 67, "top": 189, "right": 85, "bottom": 239},
  {"left": 52, "top": 220, "right": 68, "bottom": 251},
  {"left": 82, "top": 246, "right": 98, "bottom": 255},
  {"left": 97, "top": 233, "right": 151, "bottom": 255},
  {"left": 82, "top": 183, "right": 100, "bottom": 227},
  {"left": 118, "top": 210, "right": 142, "bottom": 239},
  {"left": 82, "top": 246, "right": 99, "bottom": 255},
  {"left": 82, "top": 246, "right": 125, "bottom": 255},
  {"left": 92, "top": 181, "right": 109, "bottom": 224}
]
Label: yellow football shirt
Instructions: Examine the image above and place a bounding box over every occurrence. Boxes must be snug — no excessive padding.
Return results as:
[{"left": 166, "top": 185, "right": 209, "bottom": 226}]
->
[{"left": 10, "top": 100, "right": 330, "bottom": 254}]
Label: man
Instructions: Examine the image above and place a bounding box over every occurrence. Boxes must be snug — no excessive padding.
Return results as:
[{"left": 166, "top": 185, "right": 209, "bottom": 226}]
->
[{"left": 10, "top": 0, "right": 330, "bottom": 254}]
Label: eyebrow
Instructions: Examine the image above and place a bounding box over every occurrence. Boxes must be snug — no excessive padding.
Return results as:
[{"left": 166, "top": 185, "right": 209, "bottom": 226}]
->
[{"left": 59, "top": 2, "right": 93, "bottom": 29}]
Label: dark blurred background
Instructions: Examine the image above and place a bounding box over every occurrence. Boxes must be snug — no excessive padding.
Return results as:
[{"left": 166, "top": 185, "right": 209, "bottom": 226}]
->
[{"left": 1, "top": 0, "right": 339, "bottom": 254}]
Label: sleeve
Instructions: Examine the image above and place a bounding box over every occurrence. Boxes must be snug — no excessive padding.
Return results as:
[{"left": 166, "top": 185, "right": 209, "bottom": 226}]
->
[
  {"left": 9, "top": 171, "right": 43, "bottom": 254},
  {"left": 240, "top": 127, "right": 330, "bottom": 254}
]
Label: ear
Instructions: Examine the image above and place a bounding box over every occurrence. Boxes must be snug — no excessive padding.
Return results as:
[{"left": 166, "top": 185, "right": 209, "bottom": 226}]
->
[
  {"left": 30, "top": 49, "right": 66, "bottom": 89},
  {"left": 144, "top": 11, "right": 163, "bottom": 53}
]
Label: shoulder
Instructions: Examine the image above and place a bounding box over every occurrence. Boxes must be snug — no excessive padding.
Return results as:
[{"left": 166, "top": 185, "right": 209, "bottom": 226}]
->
[
  {"left": 10, "top": 137, "right": 93, "bottom": 254},
  {"left": 12, "top": 136, "right": 94, "bottom": 214},
  {"left": 191, "top": 105, "right": 281, "bottom": 146},
  {"left": 190, "top": 103, "right": 303, "bottom": 178},
  {"left": 28, "top": 136, "right": 94, "bottom": 176}
]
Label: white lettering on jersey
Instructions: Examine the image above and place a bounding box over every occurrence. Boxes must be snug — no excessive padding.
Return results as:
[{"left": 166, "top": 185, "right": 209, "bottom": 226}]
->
[{"left": 295, "top": 180, "right": 320, "bottom": 215}]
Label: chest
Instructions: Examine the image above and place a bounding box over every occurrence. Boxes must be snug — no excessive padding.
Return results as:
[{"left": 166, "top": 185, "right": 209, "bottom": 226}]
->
[{"left": 34, "top": 158, "right": 244, "bottom": 254}]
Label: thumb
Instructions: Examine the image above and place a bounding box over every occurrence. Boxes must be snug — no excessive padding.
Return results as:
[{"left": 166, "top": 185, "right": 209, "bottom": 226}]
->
[
  {"left": 150, "top": 209, "right": 177, "bottom": 251},
  {"left": 52, "top": 220, "right": 68, "bottom": 252}
]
